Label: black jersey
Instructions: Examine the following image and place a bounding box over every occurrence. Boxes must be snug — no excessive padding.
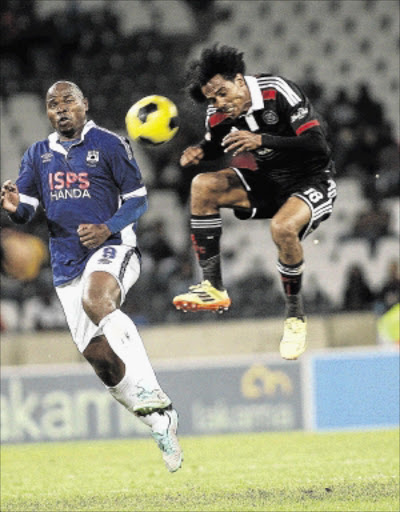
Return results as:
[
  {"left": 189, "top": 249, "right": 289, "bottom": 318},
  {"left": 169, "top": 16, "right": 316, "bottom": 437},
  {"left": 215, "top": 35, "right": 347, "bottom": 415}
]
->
[{"left": 200, "top": 74, "right": 333, "bottom": 191}]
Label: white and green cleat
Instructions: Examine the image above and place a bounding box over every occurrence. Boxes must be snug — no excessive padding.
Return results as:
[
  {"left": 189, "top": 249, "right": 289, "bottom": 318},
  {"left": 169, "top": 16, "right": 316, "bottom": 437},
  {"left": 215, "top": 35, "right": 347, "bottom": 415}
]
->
[
  {"left": 280, "top": 317, "right": 307, "bottom": 360},
  {"left": 133, "top": 388, "right": 172, "bottom": 415},
  {"left": 152, "top": 409, "right": 183, "bottom": 473}
]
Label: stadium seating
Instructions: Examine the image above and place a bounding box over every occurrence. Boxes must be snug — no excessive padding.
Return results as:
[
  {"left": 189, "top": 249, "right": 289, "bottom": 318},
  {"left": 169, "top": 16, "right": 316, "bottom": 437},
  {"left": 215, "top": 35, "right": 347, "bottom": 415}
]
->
[
  {"left": 190, "top": 0, "right": 399, "bottom": 135},
  {"left": 35, "top": 0, "right": 196, "bottom": 36},
  {"left": 219, "top": 174, "right": 398, "bottom": 308},
  {"left": 1, "top": 95, "right": 49, "bottom": 182}
]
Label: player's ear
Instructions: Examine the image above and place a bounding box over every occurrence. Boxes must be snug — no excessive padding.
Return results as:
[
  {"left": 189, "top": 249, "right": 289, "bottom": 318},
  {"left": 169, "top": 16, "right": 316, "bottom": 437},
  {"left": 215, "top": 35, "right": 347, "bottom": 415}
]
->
[
  {"left": 83, "top": 98, "right": 89, "bottom": 112},
  {"left": 235, "top": 74, "right": 245, "bottom": 87}
]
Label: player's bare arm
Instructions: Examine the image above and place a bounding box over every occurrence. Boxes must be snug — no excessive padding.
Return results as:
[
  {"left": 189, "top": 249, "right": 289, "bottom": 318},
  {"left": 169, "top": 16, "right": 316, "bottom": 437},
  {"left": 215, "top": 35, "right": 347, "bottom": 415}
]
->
[
  {"left": 77, "top": 223, "right": 111, "bottom": 249},
  {"left": 1, "top": 180, "right": 19, "bottom": 213},
  {"left": 180, "top": 145, "right": 204, "bottom": 166},
  {"left": 222, "top": 131, "right": 263, "bottom": 156}
]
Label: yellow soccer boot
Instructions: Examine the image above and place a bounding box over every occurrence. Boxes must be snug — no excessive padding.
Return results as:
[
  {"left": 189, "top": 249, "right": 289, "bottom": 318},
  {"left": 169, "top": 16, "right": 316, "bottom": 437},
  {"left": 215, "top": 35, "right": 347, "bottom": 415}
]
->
[
  {"left": 280, "top": 317, "right": 307, "bottom": 360},
  {"left": 173, "top": 280, "right": 231, "bottom": 313}
]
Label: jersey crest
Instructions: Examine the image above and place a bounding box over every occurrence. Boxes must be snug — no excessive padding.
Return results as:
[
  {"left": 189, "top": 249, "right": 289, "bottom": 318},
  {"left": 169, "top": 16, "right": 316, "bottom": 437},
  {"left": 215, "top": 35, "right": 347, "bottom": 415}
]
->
[
  {"left": 262, "top": 110, "right": 279, "bottom": 125},
  {"left": 86, "top": 150, "right": 99, "bottom": 166}
]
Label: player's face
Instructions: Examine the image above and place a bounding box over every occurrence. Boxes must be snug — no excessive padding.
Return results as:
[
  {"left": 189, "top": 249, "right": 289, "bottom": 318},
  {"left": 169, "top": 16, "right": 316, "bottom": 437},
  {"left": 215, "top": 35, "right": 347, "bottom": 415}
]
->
[
  {"left": 201, "top": 74, "right": 251, "bottom": 119},
  {"left": 46, "top": 83, "right": 88, "bottom": 140}
]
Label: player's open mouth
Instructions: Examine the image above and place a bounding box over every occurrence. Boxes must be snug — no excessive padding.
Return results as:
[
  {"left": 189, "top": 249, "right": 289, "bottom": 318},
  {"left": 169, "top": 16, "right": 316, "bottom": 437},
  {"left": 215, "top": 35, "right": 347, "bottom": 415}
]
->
[{"left": 223, "top": 107, "right": 235, "bottom": 117}]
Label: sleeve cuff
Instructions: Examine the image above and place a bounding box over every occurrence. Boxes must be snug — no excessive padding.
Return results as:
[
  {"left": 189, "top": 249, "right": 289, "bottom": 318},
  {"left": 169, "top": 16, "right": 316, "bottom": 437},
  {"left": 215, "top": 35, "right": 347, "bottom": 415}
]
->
[{"left": 261, "top": 133, "right": 275, "bottom": 147}]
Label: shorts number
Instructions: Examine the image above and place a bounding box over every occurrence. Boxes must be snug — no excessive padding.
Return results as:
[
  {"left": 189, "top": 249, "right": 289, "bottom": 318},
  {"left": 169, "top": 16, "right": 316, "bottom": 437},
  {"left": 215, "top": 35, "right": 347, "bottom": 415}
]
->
[
  {"left": 303, "top": 188, "right": 323, "bottom": 203},
  {"left": 327, "top": 179, "right": 337, "bottom": 199},
  {"left": 102, "top": 247, "right": 116, "bottom": 259}
]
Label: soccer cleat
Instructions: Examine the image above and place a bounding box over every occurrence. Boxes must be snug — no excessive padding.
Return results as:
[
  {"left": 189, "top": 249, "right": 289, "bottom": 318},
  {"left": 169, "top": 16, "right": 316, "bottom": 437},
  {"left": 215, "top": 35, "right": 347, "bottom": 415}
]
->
[
  {"left": 133, "top": 388, "right": 172, "bottom": 415},
  {"left": 151, "top": 409, "right": 183, "bottom": 472},
  {"left": 172, "top": 280, "right": 231, "bottom": 313},
  {"left": 280, "top": 317, "right": 307, "bottom": 360}
]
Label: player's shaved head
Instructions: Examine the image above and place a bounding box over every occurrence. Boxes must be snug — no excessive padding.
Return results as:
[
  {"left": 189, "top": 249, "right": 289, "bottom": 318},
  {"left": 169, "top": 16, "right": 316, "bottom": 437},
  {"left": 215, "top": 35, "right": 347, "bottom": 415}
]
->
[{"left": 46, "top": 81, "right": 85, "bottom": 100}]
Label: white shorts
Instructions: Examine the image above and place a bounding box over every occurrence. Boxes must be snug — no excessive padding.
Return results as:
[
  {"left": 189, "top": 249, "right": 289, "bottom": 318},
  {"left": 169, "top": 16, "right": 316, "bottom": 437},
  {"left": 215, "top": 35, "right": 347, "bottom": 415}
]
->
[{"left": 56, "top": 245, "right": 141, "bottom": 353}]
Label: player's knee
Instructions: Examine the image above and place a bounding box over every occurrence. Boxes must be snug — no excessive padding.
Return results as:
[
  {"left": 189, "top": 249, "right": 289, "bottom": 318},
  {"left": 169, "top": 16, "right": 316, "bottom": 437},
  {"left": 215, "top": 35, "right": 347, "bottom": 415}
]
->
[
  {"left": 191, "top": 172, "right": 224, "bottom": 198},
  {"left": 82, "top": 292, "right": 115, "bottom": 325},
  {"left": 82, "top": 272, "right": 121, "bottom": 325},
  {"left": 270, "top": 217, "right": 299, "bottom": 244},
  {"left": 82, "top": 295, "right": 100, "bottom": 324}
]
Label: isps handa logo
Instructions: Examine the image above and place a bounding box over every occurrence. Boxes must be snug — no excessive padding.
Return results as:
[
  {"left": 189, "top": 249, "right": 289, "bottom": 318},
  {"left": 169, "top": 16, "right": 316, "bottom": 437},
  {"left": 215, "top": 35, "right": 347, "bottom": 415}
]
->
[{"left": 49, "top": 171, "right": 91, "bottom": 200}]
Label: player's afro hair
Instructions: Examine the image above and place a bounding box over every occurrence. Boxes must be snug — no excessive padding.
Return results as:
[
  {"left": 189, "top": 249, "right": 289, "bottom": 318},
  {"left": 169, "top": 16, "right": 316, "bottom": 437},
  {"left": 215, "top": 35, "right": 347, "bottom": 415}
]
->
[{"left": 186, "top": 44, "right": 246, "bottom": 103}]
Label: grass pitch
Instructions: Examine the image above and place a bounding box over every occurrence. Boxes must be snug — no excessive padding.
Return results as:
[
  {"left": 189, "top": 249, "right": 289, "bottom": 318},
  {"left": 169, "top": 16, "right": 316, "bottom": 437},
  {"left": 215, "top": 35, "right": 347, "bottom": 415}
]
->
[{"left": 1, "top": 429, "right": 398, "bottom": 512}]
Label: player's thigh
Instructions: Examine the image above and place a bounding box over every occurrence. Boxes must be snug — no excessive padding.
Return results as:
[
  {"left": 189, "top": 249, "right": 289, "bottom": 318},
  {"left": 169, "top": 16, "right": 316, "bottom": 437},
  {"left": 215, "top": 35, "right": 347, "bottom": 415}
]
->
[
  {"left": 82, "top": 271, "right": 122, "bottom": 323},
  {"left": 193, "top": 169, "right": 251, "bottom": 209},
  {"left": 83, "top": 245, "right": 141, "bottom": 304},
  {"left": 292, "top": 178, "right": 337, "bottom": 239},
  {"left": 56, "top": 276, "right": 101, "bottom": 352},
  {"left": 56, "top": 245, "right": 141, "bottom": 352},
  {"left": 272, "top": 196, "right": 312, "bottom": 236}
]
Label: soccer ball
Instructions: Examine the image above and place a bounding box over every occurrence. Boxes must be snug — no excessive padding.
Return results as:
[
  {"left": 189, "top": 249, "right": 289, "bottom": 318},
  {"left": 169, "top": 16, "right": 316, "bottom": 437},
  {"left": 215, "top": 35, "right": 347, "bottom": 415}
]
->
[{"left": 125, "top": 95, "right": 179, "bottom": 145}]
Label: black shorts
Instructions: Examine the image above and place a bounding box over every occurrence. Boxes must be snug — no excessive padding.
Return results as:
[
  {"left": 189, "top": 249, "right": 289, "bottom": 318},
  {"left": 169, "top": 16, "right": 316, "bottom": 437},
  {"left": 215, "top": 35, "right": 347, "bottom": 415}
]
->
[{"left": 231, "top": 167, "right": 337, "bottom": 240}]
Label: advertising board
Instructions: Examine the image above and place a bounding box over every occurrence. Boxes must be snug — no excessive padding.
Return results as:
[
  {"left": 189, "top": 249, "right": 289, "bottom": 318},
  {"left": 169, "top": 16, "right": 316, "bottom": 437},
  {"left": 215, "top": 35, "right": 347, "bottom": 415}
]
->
[
  {"left": 1, "top": 357, "right": 303, "bottom": 443},
  {"left": 311, "top": 350, "right": 400, "bottom": 430}
]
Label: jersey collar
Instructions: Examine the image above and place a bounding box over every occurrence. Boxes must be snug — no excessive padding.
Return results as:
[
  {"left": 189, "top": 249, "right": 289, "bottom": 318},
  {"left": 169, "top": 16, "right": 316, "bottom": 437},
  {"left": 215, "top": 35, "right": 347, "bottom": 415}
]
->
[
  {"left": 243, "top": 75, "right": 264, "bottom": 115},
  {"left": 48, "top": 120, "right": 96, "bottom": 155}
]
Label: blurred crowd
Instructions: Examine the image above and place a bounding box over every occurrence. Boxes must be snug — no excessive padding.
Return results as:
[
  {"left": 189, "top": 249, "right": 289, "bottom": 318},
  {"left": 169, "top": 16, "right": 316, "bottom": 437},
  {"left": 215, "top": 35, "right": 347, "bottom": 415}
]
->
[
  {"left": 1, "top": 0, "right": 399, "bottom": 334},
  {"left": 305, "top": 81, "right": 399, "bottom": 201}
]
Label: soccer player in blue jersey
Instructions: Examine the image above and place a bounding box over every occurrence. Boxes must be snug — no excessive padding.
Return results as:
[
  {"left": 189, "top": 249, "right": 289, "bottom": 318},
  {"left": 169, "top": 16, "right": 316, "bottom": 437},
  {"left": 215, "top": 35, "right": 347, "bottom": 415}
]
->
[
  {"left": 173, "top": 45, "right": 337, "bottom": 360},
  {"left": 1, "top": 81, "right": 182, "bottom": 472}
]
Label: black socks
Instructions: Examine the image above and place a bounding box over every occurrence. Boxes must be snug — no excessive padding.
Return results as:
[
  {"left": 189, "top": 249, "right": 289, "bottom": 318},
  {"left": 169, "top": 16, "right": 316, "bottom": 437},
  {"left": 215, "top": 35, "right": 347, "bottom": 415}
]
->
[
  {"left": 190, "top": 214, "right": 224, "bottom": 290},
  {"left": 276, "top": 259, "right": 305, "bottom": 318}
]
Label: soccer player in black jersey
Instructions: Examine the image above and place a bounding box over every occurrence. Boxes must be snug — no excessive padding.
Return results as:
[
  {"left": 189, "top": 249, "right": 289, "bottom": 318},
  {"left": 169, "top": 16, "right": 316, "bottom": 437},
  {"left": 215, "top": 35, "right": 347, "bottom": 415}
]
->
[{"left": 173, "top": 45, "right": 337, "bottom": 360}]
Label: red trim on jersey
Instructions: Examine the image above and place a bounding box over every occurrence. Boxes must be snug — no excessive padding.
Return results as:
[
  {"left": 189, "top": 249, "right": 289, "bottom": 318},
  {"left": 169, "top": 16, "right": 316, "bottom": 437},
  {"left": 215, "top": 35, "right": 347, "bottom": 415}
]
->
[
  {"left": 209, "top": 112, "right": 229, "bottom": 127},
  {"left": 262, "top": 89, "right": 276, "bottom": 100},
  {"left": 231, "top": 152, "right": 258, "bottom": 171},
  {"left": 296, "top": 120, "right": 320, "bottom": 135}
]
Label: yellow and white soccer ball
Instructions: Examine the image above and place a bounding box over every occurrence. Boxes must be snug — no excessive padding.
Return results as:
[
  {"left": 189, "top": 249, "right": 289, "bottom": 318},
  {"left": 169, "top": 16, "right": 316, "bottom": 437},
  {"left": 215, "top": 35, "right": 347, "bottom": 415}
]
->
[{"left": 125, "top": 95, "right": 179, "bottom": 145}]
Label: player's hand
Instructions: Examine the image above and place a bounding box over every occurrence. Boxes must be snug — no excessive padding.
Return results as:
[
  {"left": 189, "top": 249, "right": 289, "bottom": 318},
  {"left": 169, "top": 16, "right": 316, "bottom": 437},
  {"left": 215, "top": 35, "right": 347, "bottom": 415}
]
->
[
  {"left": 77, "top": 224, "right": 111, "bottom": 249},
  {"left": 180, "top": 146, "right": 204, "bottom": 167},
  {"left": 1, "top": 180, "right": 20, "bottom": 213},
  {"left": 222, "top": 131, "right": 262, "bottom": 156}
]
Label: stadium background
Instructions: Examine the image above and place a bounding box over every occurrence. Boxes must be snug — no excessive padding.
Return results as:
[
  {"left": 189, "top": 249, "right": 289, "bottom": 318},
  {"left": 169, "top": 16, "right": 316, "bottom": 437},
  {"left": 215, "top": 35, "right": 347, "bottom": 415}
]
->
[{"left": 0, "top": 0, "right": 399, "bottom": 441}]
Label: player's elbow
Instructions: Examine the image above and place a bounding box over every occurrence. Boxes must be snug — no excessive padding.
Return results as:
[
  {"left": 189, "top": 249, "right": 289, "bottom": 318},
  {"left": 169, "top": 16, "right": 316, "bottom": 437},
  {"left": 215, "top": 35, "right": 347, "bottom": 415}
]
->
[
  {"left": 137, "top": 197, "right": 148, "bottom": 218},
  {"left": 305, "top": 129, "right": 329, "bottom": 153},
  {"left": 9, "top": 203, "right": 35, "bottom": 224}
]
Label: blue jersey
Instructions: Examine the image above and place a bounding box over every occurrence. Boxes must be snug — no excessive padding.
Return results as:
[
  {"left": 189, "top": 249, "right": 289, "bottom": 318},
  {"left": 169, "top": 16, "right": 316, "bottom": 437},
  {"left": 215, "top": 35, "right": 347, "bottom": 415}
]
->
[{"left": 14, "top": 121, "right": 147, "bottom": 286}]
